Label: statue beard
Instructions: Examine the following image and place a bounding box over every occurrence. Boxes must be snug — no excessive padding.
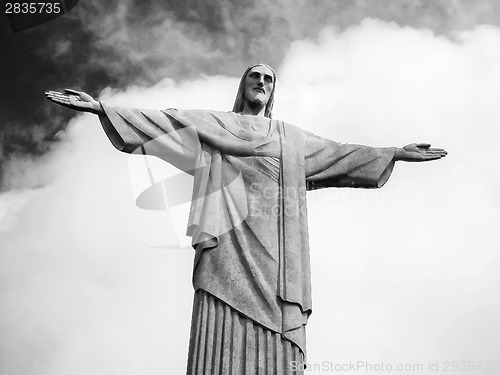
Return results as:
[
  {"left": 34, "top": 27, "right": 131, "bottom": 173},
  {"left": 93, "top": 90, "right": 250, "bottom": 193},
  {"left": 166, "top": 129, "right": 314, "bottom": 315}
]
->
[{"left": 245, "top": 97, "right": 266, "bottom": 112}]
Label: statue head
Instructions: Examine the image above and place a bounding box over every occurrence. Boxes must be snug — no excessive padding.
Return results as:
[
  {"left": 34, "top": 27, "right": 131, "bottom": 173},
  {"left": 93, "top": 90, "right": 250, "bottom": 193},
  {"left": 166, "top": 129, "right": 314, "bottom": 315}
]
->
[{"left": 232, "top": 63, "right": 276, "bottom": 118}]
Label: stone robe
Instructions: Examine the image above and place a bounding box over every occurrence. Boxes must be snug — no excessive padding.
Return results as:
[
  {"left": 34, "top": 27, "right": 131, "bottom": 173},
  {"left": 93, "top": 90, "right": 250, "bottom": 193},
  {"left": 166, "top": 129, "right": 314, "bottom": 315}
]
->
[{"left": 98, "top": 105, "right": 396, "bottom": 358}]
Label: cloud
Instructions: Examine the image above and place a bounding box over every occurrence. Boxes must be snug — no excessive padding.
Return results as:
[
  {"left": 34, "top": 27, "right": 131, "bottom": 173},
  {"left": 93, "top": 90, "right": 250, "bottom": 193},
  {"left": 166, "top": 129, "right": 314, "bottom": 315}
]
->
[
  {"left": 4, "top": 0, "right": 500, "bottom": 165},
  {"left": 1, "top": 19, "right": 500, "bottom": 374}
]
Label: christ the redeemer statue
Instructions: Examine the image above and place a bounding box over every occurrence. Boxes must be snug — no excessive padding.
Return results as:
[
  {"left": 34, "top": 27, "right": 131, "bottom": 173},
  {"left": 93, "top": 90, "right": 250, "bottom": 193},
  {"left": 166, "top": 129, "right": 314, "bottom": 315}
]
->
[{"left": 46, "top": 64, "right": 447, "bottom": 375}]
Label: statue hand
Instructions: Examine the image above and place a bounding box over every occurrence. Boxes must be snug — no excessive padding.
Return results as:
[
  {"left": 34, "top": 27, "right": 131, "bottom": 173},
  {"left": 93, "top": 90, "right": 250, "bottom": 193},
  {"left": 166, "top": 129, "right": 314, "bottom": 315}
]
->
[
  {"left": 45, "top": 89, "right": 104, "bottom": 115},
  {"left": 395, "top": 143, "right": 448, "bottom": 162}
]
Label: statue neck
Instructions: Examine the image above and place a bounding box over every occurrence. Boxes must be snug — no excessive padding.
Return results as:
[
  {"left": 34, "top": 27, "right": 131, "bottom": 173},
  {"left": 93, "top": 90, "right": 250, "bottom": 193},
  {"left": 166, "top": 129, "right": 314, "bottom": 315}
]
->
[{"left": 241, "top": 99, "right": 267, "bottom": 117}]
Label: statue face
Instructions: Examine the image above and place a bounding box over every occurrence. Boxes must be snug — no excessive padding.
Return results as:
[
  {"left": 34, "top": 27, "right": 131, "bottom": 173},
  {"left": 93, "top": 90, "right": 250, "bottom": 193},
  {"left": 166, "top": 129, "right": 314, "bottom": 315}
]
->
[{"left": 243, "top": 65, "right": 274, "bottom": 108}]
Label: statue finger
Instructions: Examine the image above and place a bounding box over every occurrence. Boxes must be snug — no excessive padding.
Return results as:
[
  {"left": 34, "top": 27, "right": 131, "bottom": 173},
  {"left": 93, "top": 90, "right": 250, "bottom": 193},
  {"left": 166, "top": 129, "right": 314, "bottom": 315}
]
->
[
  {"left": 425, "top": 149, "right": 447, "bottom": 153},
  {"left": 64, "top": 88, "right": 81, "bottom": 95},
  {"left": 45, "top": 91, "right": 66, "bottom": 98},
  {"left": 47, "top": 93, "right": 71, "bottom": 104},
  {"left": 433, "top": 150, "right": 448, "bottom": 155},
  {"left": 45, "top": 90, "right": 63, "bottom": 96},
  {"left": 46, "top": 95, "right": 68, "bottom": 104},
  {"left": 416, "top": 143, "right": 431, "bottom": 149},
  {"left": 424, "top": 154, "right": 443, "bottom": 160},
  {"left": 45, "top": 92, "right": 64, "bottom": 100},
  {"left": 47, "top": 92, "right": 67, "bottom": 98},
  {"left": 50, "top": 96, "right": 74, "bottom": 107},
  {"left": 428, "top": 151, "right": 447, "bottom": 157}
]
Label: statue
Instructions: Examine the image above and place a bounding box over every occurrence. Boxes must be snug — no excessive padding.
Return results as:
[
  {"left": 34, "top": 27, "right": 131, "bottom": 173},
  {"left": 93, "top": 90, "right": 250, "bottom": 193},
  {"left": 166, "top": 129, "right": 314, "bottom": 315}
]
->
[{"left": 46, "top": 64, "right": 447, "bottom": 374}]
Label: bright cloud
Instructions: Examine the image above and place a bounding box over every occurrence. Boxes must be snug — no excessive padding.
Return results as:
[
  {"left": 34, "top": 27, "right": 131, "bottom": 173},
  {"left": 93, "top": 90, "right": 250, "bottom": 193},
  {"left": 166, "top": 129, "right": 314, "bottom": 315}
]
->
[{"left": 1, "top": 20, "right": 500, "bottom": 374}]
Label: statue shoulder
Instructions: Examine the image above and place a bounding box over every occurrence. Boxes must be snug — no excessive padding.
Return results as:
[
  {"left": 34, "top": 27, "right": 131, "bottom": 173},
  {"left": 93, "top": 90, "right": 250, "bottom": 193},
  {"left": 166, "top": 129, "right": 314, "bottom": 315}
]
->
[{"left": 279, "top": 121, "right": 311, "bottom": 143}]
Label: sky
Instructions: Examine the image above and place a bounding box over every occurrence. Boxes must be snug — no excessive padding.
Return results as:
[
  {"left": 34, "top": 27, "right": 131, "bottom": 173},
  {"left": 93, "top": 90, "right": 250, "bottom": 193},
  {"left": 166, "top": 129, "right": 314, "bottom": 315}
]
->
[{"left": 1, "top": 1, "right": 500, "bottom": 374}]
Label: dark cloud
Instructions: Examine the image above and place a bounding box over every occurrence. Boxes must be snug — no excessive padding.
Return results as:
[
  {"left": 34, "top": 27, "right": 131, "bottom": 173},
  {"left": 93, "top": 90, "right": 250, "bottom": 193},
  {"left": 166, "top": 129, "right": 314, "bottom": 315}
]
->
[{"left": 1, "top": 0, "right": 500, "bottom": 186}]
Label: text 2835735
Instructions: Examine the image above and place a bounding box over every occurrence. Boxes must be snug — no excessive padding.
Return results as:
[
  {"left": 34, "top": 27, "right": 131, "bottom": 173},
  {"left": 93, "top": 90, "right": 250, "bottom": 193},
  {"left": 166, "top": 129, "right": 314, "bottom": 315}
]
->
[{"left": 5, "top": 2, "right": 61, "bottom": 14}]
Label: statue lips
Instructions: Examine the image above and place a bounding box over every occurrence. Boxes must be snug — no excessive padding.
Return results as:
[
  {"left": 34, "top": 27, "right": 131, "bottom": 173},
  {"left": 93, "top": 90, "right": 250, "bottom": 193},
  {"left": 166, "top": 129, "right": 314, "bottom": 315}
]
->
[{"left": 254, "top": 87, "right": 265, "bottom": 94}]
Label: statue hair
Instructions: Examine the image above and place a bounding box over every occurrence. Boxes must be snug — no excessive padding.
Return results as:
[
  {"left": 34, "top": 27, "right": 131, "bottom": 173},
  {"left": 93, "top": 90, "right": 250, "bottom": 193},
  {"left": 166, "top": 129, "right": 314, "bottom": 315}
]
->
[{"left": 232, "top": 63, "right": 276, "bottom": 118}]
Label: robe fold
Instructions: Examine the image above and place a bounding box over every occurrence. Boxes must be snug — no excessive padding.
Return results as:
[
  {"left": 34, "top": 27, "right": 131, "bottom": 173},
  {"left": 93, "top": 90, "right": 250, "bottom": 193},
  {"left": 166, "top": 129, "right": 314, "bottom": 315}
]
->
[{"left": 98, "top": 104, "right": 396, "bottom": 363}]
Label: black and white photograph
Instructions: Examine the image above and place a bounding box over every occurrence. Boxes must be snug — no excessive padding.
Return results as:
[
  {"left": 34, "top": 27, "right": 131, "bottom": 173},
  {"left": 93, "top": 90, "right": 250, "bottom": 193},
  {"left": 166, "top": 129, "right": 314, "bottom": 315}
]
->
[{"left": 0, "top": 1, "right": 498, "bottom": 374}]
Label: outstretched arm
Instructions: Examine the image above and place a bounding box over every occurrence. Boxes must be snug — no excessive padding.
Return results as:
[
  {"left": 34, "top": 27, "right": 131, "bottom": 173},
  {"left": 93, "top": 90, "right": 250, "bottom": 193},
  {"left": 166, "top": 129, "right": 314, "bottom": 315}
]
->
[
  {"left": 395, "top": 143, "right": 447, "bottom": 162},
  {"left": 45, "top": 89, "right": 104, "bottom": 115},
  {"left": 46, "top": 88, "right": 203, "bottom": 175},
  {"left": 303, "top": 130, "right": 448, "bottom": 190}
]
